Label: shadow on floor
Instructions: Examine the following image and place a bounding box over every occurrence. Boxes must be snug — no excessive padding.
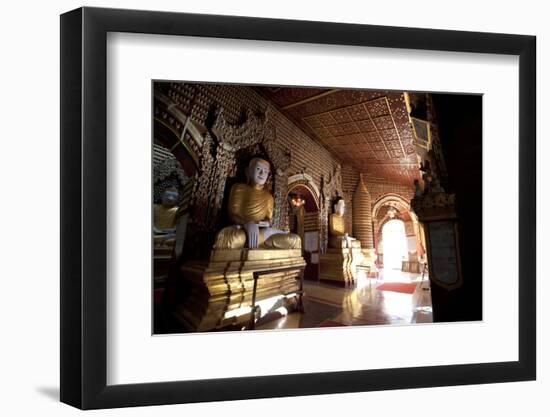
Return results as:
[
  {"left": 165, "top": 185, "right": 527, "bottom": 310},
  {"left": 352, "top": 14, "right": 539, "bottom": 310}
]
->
[{"left": 35, "top": 386, "right": 59, "bottom": 401}]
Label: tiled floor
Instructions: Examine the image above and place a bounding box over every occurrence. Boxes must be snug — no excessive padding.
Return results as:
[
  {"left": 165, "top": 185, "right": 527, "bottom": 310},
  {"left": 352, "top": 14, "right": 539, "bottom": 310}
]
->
[{"left": 256, "top": 268, "right": 433, "bottom": 330}]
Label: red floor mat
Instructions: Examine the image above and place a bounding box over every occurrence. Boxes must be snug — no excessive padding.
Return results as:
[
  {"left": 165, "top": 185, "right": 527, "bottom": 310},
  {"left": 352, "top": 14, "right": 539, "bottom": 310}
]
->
[
  {"left": 376, "top": 282, "right": 418, "bottom": 294},
  {"left": 318, "top": 320, "right": 346, "bottom": 327}
]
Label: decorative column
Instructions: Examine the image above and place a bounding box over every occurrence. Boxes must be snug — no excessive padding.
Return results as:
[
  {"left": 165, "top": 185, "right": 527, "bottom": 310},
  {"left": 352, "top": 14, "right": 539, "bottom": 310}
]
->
[
  {"left": 404, "top": 220, "right": 420, "bottom": 273},
  {"left": 352, "top": 174, "right": 377, "bottom": 272},
  {"left": 352, "top": 174, "right": 373, "bottom": 246}
]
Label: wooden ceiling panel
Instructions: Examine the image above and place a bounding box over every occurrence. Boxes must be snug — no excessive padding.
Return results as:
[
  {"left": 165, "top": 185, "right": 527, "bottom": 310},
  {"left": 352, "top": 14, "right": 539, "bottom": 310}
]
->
[
  {"left": 379, "top": 128, "right": 399, "bottom": 142},
  {"left": 372, "top": 115, "right": 395, "bottom": 130},
  {"left": 255, "top": 87, "right": 421, "bottom": 186},
  {"left": 365, "top": 97, "right": 391, "bottom": 118},
  {"left": 347, "top": 104, "right": 370, "bottom": 121},
  {"left": 386, "top": 140, "right": 402, "bottom": 151},
  {"left": 370, "top": 142, "right": 386, "bottom": 151},
  {"left": 356, "top": 119, "right": 377, "bottom": 133},
  {"left": 331, "top": 107, "right": 353, "bottom": 123}
]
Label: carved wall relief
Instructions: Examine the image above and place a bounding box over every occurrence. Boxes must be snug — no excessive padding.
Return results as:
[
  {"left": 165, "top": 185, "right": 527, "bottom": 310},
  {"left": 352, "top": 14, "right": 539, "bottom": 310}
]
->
[{"left": 180, "top": 105, "right": 294, "bottom": 258}]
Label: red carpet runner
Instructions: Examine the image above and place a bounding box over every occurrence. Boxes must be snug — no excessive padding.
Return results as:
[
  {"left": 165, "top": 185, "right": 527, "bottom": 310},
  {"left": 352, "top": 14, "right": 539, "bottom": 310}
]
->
[
  {"left": 376, "top": 282, "right": 418, "bottom": 294},
  {"left": 318, "top": 320, "right": 345, "bottom": 327}
]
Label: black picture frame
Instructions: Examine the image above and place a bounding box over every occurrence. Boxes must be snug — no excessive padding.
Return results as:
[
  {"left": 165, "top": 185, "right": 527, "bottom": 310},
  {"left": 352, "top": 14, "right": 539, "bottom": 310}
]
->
[{"left": 60, "top": 6, "right": 536, "bottom": 410}]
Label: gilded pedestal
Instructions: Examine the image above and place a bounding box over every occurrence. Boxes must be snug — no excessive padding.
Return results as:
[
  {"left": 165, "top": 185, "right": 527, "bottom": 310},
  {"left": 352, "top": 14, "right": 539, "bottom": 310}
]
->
[
  {"left": 361, "top": 248, "right": 379, "bottom": 278},
  {"left": 319, "top": 246, "right": 363, "bottom": 286},
  {"left": 175, "top": 249, "right": 306, "bottom": 331}
]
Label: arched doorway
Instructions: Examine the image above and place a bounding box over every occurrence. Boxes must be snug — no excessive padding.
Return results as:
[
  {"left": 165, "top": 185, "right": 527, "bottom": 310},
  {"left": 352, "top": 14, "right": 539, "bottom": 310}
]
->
[
  {"left": 372, "top": 194, "right": 426, "bottom": 273},
  {"left": 380, "top": 219, "right": 408, "bottom": 270},
  {"left": 287, "top": 184, "right": 320, "bottom": 281}
]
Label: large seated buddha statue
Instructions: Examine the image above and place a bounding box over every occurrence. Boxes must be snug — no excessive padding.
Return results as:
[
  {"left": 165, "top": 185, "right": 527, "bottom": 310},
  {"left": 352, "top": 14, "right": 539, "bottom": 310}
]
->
[
  {"left": 175, "top": 157, "right": 305, "bottom": 332},
  {"left": 214, "top": 157, "right": 301, "bottom": 250}
]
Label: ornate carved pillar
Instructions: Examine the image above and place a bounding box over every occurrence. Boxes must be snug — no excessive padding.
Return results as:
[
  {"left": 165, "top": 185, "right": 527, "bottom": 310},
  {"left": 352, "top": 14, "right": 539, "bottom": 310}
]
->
[
  {"left": 208, "top": 145, "right": 236, "bottom": 224},
  {"left": 191, "top": 132, "right": 216, "bottom": 234},
  {"left": 411, "top": 191, "right": 462, "bottom": 290},
  {"left": 319, "top": 177, "right": 329, "bottom": 254},
  {"left": 263, "top": 125, "right": 291, "bottom": 230},
  {"left": 319, "top": 164, "right": 344, "bottom": 253},
  {"left": 272, "top": 173, "right": 289, "bottom": 230}
]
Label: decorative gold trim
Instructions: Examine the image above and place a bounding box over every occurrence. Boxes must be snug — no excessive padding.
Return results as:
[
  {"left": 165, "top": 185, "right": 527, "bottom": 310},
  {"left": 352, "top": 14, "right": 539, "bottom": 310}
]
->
[
  {"left": 210, "top": 248, "right": 303, "bottom": 262},
  {"left": 410, "top": 116, "right": 431, "bottom": 151},
  {"left": 411, "top": 193, "right": 456, "bottom": 221},
  {"left": 281, "top": 89, "right": 340, "bottom": 110},
  {"left": 403, "top": 93, "right": 430, "bottom": 150}
]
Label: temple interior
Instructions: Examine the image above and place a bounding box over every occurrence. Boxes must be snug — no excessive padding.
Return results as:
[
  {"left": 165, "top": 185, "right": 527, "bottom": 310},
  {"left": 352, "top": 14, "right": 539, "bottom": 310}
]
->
[{"left": 153, "top": 82, "right": 482, "bottom": 333}]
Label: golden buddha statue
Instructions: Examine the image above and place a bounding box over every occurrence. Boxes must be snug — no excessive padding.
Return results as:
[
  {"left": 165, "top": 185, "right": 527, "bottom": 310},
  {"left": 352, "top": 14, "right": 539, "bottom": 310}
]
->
[
  {"left": 214, "top": 158, "right": 301, "bottom": 250},
  {"left": 328, "top": 198, "right": 361, "bottom": 249},
  {"left": 153, "top": 186, "right": 180, "bottom": 247}
]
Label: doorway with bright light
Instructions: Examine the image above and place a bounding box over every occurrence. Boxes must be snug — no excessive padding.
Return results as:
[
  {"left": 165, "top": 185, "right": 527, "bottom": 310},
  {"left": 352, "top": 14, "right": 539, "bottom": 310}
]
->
[{"left": 381, "top": 219, "right": 408, "bottom": 270}]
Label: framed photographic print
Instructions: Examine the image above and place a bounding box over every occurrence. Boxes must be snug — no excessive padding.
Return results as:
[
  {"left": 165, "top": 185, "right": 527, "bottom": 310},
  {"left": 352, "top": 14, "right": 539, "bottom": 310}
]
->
[{"left": 60, "top": 6, "right": 536, "bottom": 410}]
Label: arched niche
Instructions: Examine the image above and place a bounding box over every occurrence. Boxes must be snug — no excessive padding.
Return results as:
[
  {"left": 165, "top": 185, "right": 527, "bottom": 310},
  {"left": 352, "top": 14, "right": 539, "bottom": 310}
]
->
[
  {"left": 286, "top": 182, "right": 321, "bottom": 281},
  {"left": 287, "top": 174, "right": 321, "bottom": 210},
  {"left": 372, "top": 193, "right": 417, "bottom": 223},
  {"left": 154, "top": 118, "right": 200, "bottom": 177}
]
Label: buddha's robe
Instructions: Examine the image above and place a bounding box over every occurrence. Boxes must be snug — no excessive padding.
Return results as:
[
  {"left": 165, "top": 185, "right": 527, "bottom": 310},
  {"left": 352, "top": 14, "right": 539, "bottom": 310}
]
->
[
  {"left": 328, "top": 213, "right": 361, "bottom": 249},
  {"left": 154, "top": 204, "right": 178, "bottom": 229},
  {"left": 153, "top": 204, "right": 178, "bottom": 246},
  {"left": 214, "top": 183, "right": 301, "bottom": 250},
  {"left": 228, "top": 183, "right": 274, "bottom": 225}
]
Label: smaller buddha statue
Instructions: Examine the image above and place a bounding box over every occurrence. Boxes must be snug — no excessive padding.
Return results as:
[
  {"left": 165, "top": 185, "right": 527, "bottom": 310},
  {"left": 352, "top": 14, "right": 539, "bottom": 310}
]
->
[
  {"left": 328, "top": 198, "right": 360, "bottom": 249},
  {"left": 320, "top": 197, "right": 363, "bottom": 286},
  {"left": 214, "top": 157, "right": 301, "bottom": 250},
  {"left": 153, "top": 186, "right": 180, "bottom": 246}
]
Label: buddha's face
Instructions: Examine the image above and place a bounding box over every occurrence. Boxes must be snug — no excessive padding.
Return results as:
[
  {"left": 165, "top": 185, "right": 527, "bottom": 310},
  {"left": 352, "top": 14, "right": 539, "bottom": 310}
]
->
[
  {"left": 335, "top": 200, "right": 346, "bottom": 216},
  {"left": 161, "top": 188, "right": 179, "bottom": 207},
  {"left": 249, "top": 159, "right": 270, "bottom": 187}
]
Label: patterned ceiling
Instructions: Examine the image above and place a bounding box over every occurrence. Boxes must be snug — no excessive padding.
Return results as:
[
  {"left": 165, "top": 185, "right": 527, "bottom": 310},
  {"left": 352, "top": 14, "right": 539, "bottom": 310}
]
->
[{"left": 255, "top": 87, "right": 420, "bottom": 186}]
